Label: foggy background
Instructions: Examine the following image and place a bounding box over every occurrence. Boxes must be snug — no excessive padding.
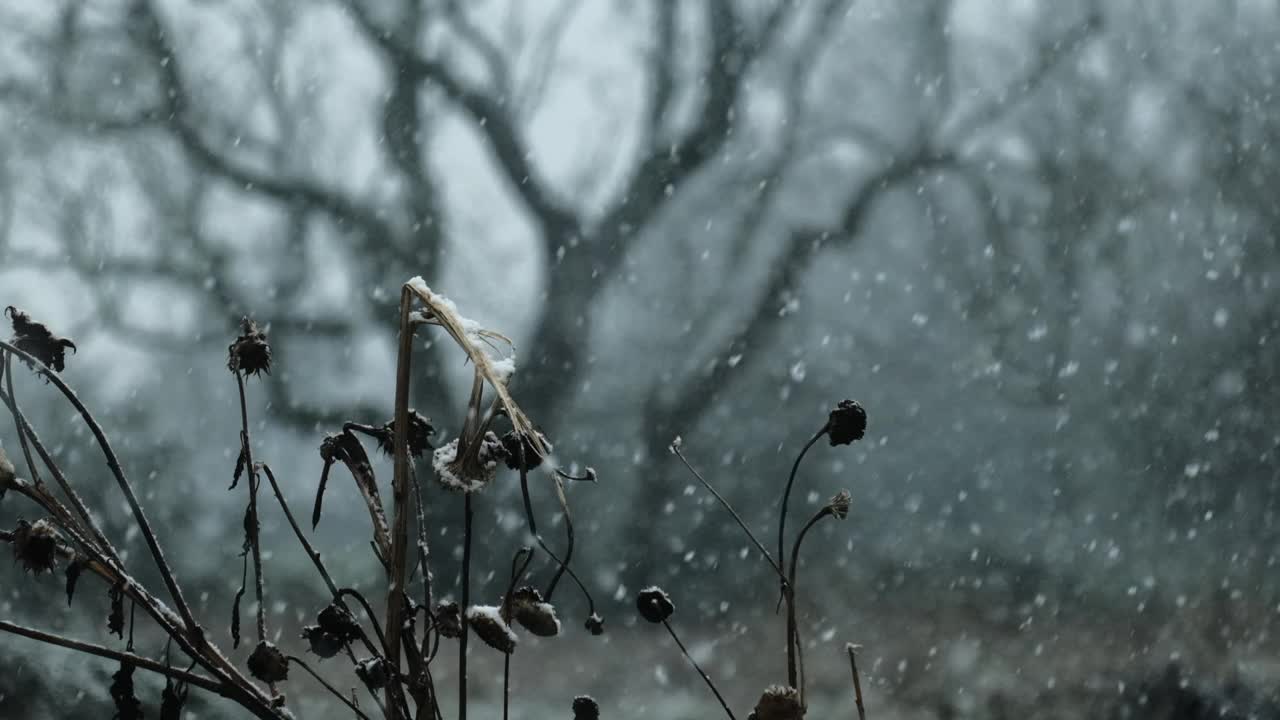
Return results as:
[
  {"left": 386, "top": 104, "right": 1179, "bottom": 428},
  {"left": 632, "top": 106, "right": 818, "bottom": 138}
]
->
[{"left": 2, "top": 0, "right": 1278, "bottom": 717}]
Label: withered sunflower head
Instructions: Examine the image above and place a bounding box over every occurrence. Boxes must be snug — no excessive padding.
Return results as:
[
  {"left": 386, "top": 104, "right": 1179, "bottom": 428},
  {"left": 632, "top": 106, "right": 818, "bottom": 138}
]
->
[
  {"left": 316, "top": 602, "right": 362, "bottom": 643},
  {"left": 465, "top": 605, "right": 517, "bottom": 654},
  {"left": 247, "top": 641, "right": 289, "bottom": 683},
  {"left": 434, "top": 431, "right": 506, "bottom": 493},
  {"left": 6, "top": 306, "right": 76, "bottom": 372},
  {"left": 501, "top": 429, "right": 552, "bottom": 471},
  {"left": 227, "top": 317, "right": 272, "bottom": 377},
  {"left": 301, "top": 626, "right": 344, "bottom": 659},
  {"left": 12, "top": 518, "right": 60, "bottom": 575},
  {"left": 749, "top": 685, "right": 804, "bottom": 720},
  {"left": 827, "top": 399, "right": 867, "bottom": 446},
  {"left": 508, "top": 586, "right": 561, "bottom": 638},
  {"left": 584, "top": 612, "right": 605, "bottom": 636},
  {"left": 355, "top": 657, "right": 389, "bottom": 689},
  {"left": 636, "top": 586, "right": 674, "bottom": 624},
  {"left": 828, "top": 489, "right": 852, "bottom": 520},
  {"left": 375, "top": 410, "right": 436, "bottom": 457},
  {"left": 572, "top": 695, "right": 600, "bottom": 720},
  {"left": 434, "top": 601, "right": 463, "bottom": 639}
]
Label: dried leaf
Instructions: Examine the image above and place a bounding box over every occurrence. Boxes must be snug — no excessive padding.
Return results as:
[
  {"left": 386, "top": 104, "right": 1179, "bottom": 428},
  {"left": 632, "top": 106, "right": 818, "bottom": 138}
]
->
[
  {"left": 311, "top": 459, "right": 332, "bottom": 530},
  {"left": 108, "top": 585, "right": 125, "bottom": 639},
  {"left": 231, "top": 553, "right": 248, "bottom": 648},
  {"left": 109, "top": 660, "right": 141, "bottom": 720},
  {"left": 231, "top": 446, "right": 247, "bottom": 490},
  {"left": 65, "top": 557, "right": 88, "bottom": 606},
  {"left": 318, "top": 431, "right": 391, "bottom": 566},
  {"left": 160, "top": 674, "right": 188, "bottom": 720}
]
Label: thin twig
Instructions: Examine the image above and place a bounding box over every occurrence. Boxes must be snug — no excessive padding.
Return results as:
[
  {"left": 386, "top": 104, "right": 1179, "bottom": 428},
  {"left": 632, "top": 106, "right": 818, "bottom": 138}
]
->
[
  {"left": 787, "top": 507, "right": 834, "bottom": 703},
  {"left": 847, "top": 644, "right": 867, "bottom": 720},
  {"left": 4, "top": 354, "right": 42, "bottom": 486},
  {"left": 287, "top": 656, "right": 374, "bottom": 720},
  {"left": 459, "top": 493, "right": 473, "bottom": 720},
  {"left": 671, "top": 441, "right": 787, "bottom": 584},
  {"left": 0, "top": 620, "right": 225, "bottom": 695},
  {"left": 662, "top": 619, "right": 737, "bottom": 720},
  {"left": 777, "top": 425, "right": 827, "bottom": 578},
  {"left": 260, "top": 464, "right": 339, "bottom": 595}
]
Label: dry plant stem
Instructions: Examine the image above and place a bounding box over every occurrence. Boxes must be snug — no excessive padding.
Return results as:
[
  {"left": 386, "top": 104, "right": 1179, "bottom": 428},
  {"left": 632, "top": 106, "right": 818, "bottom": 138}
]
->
[
  {"left": 543, "top": 473, "right": 574, "bottom": 598},
  {"left": 4, "top": 354, "right": 42, "bottom": 486},
  {"left": 459, "top": 493, "right": 474, "bottom": 720},
  {"left": 777, "top": 425, "right": 828, "bottom": 577},
  {"left": 411, "top": 465, "right": 435, "bottom": 661},
  {"left": 671, "top": 443, "right": 787, "bottom": 584},
  {"left": 0, "top": 340, "right": 202, "bottom": 635},
  {"left": 260, "top": 464, "right": 339, "bottom": 595},
  {"left": 0, "top": 345, "right": 278, "bottom": 717},
  {"left": 387, "top": 285, "right": 417, "bottom": 720},
  {"left": 662, "top": 619, "right": 737, "bottom": 720},
  {"left": 848, "top": 645, "right": 867, "bottom": 720},
  {"left": 0, "top": 383, "right": 121, "bottom": 563},
  {"left": 787, "top": 507, "right": 833, "bottom": 703},
  {"left": 502, "top": 548, "right": 533, "bottom": 720},
  {"left": 0, "top": 620, "right": 224, "bottom": 695},
  {"left": 235, "top": 374, "right": 269, "bottom": 650},
  {"left": 288, "top": 656, "right": 374, "bottom": 720},
  {"left": 516, "top": 452, "right": 595, "bottom": 613}
]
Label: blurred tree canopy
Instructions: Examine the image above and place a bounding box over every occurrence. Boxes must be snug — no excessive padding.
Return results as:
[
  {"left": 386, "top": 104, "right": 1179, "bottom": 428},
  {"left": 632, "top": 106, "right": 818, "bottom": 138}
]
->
[{"left": 2, "top": 0, "right": 1278, "bottom": 639}]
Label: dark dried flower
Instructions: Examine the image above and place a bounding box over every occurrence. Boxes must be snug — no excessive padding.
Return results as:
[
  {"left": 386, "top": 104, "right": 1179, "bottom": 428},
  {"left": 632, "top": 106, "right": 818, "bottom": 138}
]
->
[
  {"left": 828, "top": 489, "right": 852, "bottom": 520},
  {"left": 65, "top": 556, "right": 88, "bottom": 605},
  {"left": 317, "top": 602, "right": 363, "bottom": 643},
  {"left": 109, "top": 660, "right": 142, "bottom": 720},
  {"left": 434, "top": 431, "right": 506, "bottom": 493},
  {"left": 227, "top": 317, "right": 272, "bottom": 377},
  {"left": 434, "top": 601, "right": 463, "bottom": 639},
  {"left": 509, "top": 586, "right": 561, "bottom": 638},
  {"left": 355, "top": 657, "right": 389, "bottom": 689},
  {"left": 827, "top": 399, "right": 867, "bottom": 446},
  {"left": 501, "top": 429, "right": 552, "bottom": 471},
  {"left": 465, "top": 605, "right": 517, "bottom": 654},
  {"left": 247, "top": 641, "right": 289, "bottom": 683},
  {"left": 12, "top": 518, "right": 60, "bottom": 575},
  {"left": 572, "top": 695, "right": 601, "bottom": 720},
  {"left": 636, "top": 586, "right": 674, "bottom": 624},
  {"left": 160, "top": 675, "right": 189, "bottom": 720},
  {"left": 301, "top": 625, "right": 344, "bottom": 659},
  {"left": 108, "top": 585, "right": 125, "bottom": 638},
  {"left": 749, "top": 685, "right": 804, "bottom": 720},
  {"left": 374, "top": 410, "right": 436, "bottom": 458},
  {"left": 584, "top": 613, "right": 605, "bottom": 636},
  {"left": 6, "top": 306, "right": 76, "bottom": 372}
]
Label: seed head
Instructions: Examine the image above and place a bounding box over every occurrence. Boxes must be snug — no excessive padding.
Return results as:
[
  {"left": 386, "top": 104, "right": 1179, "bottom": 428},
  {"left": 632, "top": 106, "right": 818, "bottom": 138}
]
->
[
  {"left": 12, "top": 518, "right": 60, "bottom": 575},
  {"left": 301, "top": 626, "right": 344, "bottom": 659},
  {"left": 636, "top": 586, "right": 674, "bottom": 624},
  {"left": 827, "top": 399, "right": 867, "bottom": 446},
  {"left": 227, "top": 318, "right": 272, "bottom": 377},
  {"left": 749, "top": 685, "right": 804, "bottom": 720},
  {"left": 508, "top": 586, "right": 561, "bottom": 638},
  {"left": 501, "top": 429, "right": 552, "bottom": 471},
  {"left": 434, "top": 601, "right": 463, "bottom": 639},
  {"left": 572, "top": 695, "right": 600, "bottom": 720},
  {"left": 247, "top": 641, "right": 289, "bottom": 683},
  {"left": 466, "top": 605, "right": 517, "bottom": 654},
  {"left": 316, "top": 602, "right": 363, "bottom": 642},
  {"left": 355, "top": 657, "right": 389, "bottom": 689},
  {"left": 584, "top": 612, "right": 605, "bottom": 636},
  {"left": 6, "top": 306, "right": 76, "bottom": 372},
  {"left": 828, "top": 489, "right": 852, "bottom": 520},
  {"left": 374, "top": 410, "right": 436, "bottom": 458}
]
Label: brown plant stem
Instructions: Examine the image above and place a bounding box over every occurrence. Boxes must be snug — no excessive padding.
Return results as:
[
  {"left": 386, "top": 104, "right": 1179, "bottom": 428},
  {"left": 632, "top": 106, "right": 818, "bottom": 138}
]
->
[
  {"left": 0, "top": 382, "right": 121, "bottom": 563},
  {"left": 4, "top": 354, "right": 42, "bottom": 487},
  {"left": 847, "top": 644, "right": 867, "bottom": 720},
  {"left": 459, "top": 493, "right": 474, "bottom": 720},
  {"left": 0, "top": 620, "right": 224, "bottom": 695},
  {"left": 387, "top": 285, "right": 416, "bottom": 720},
  {"left": 0, "top": 339, "right": 203, "bottom": 635},
  {"left": 662, "top": 619, "right": 737, "bottom": 720},
  {"left": 516, "top": 452, "right": 596, "bottom": 616},
  {"left": 787, "top": 506, "right": 834, "bottom": 703},
  {"left": 235, "top": 374, "right": 269, "bottom": 649},
  {"left": 671, "top": 441, "right": 787, "bottom": 584}
]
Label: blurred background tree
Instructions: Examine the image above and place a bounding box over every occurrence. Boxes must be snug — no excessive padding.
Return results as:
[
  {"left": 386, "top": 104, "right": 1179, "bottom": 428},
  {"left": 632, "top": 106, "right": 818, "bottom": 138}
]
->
[{"left": 2, "top": 0, "right": 1278, "bottom": 717}]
